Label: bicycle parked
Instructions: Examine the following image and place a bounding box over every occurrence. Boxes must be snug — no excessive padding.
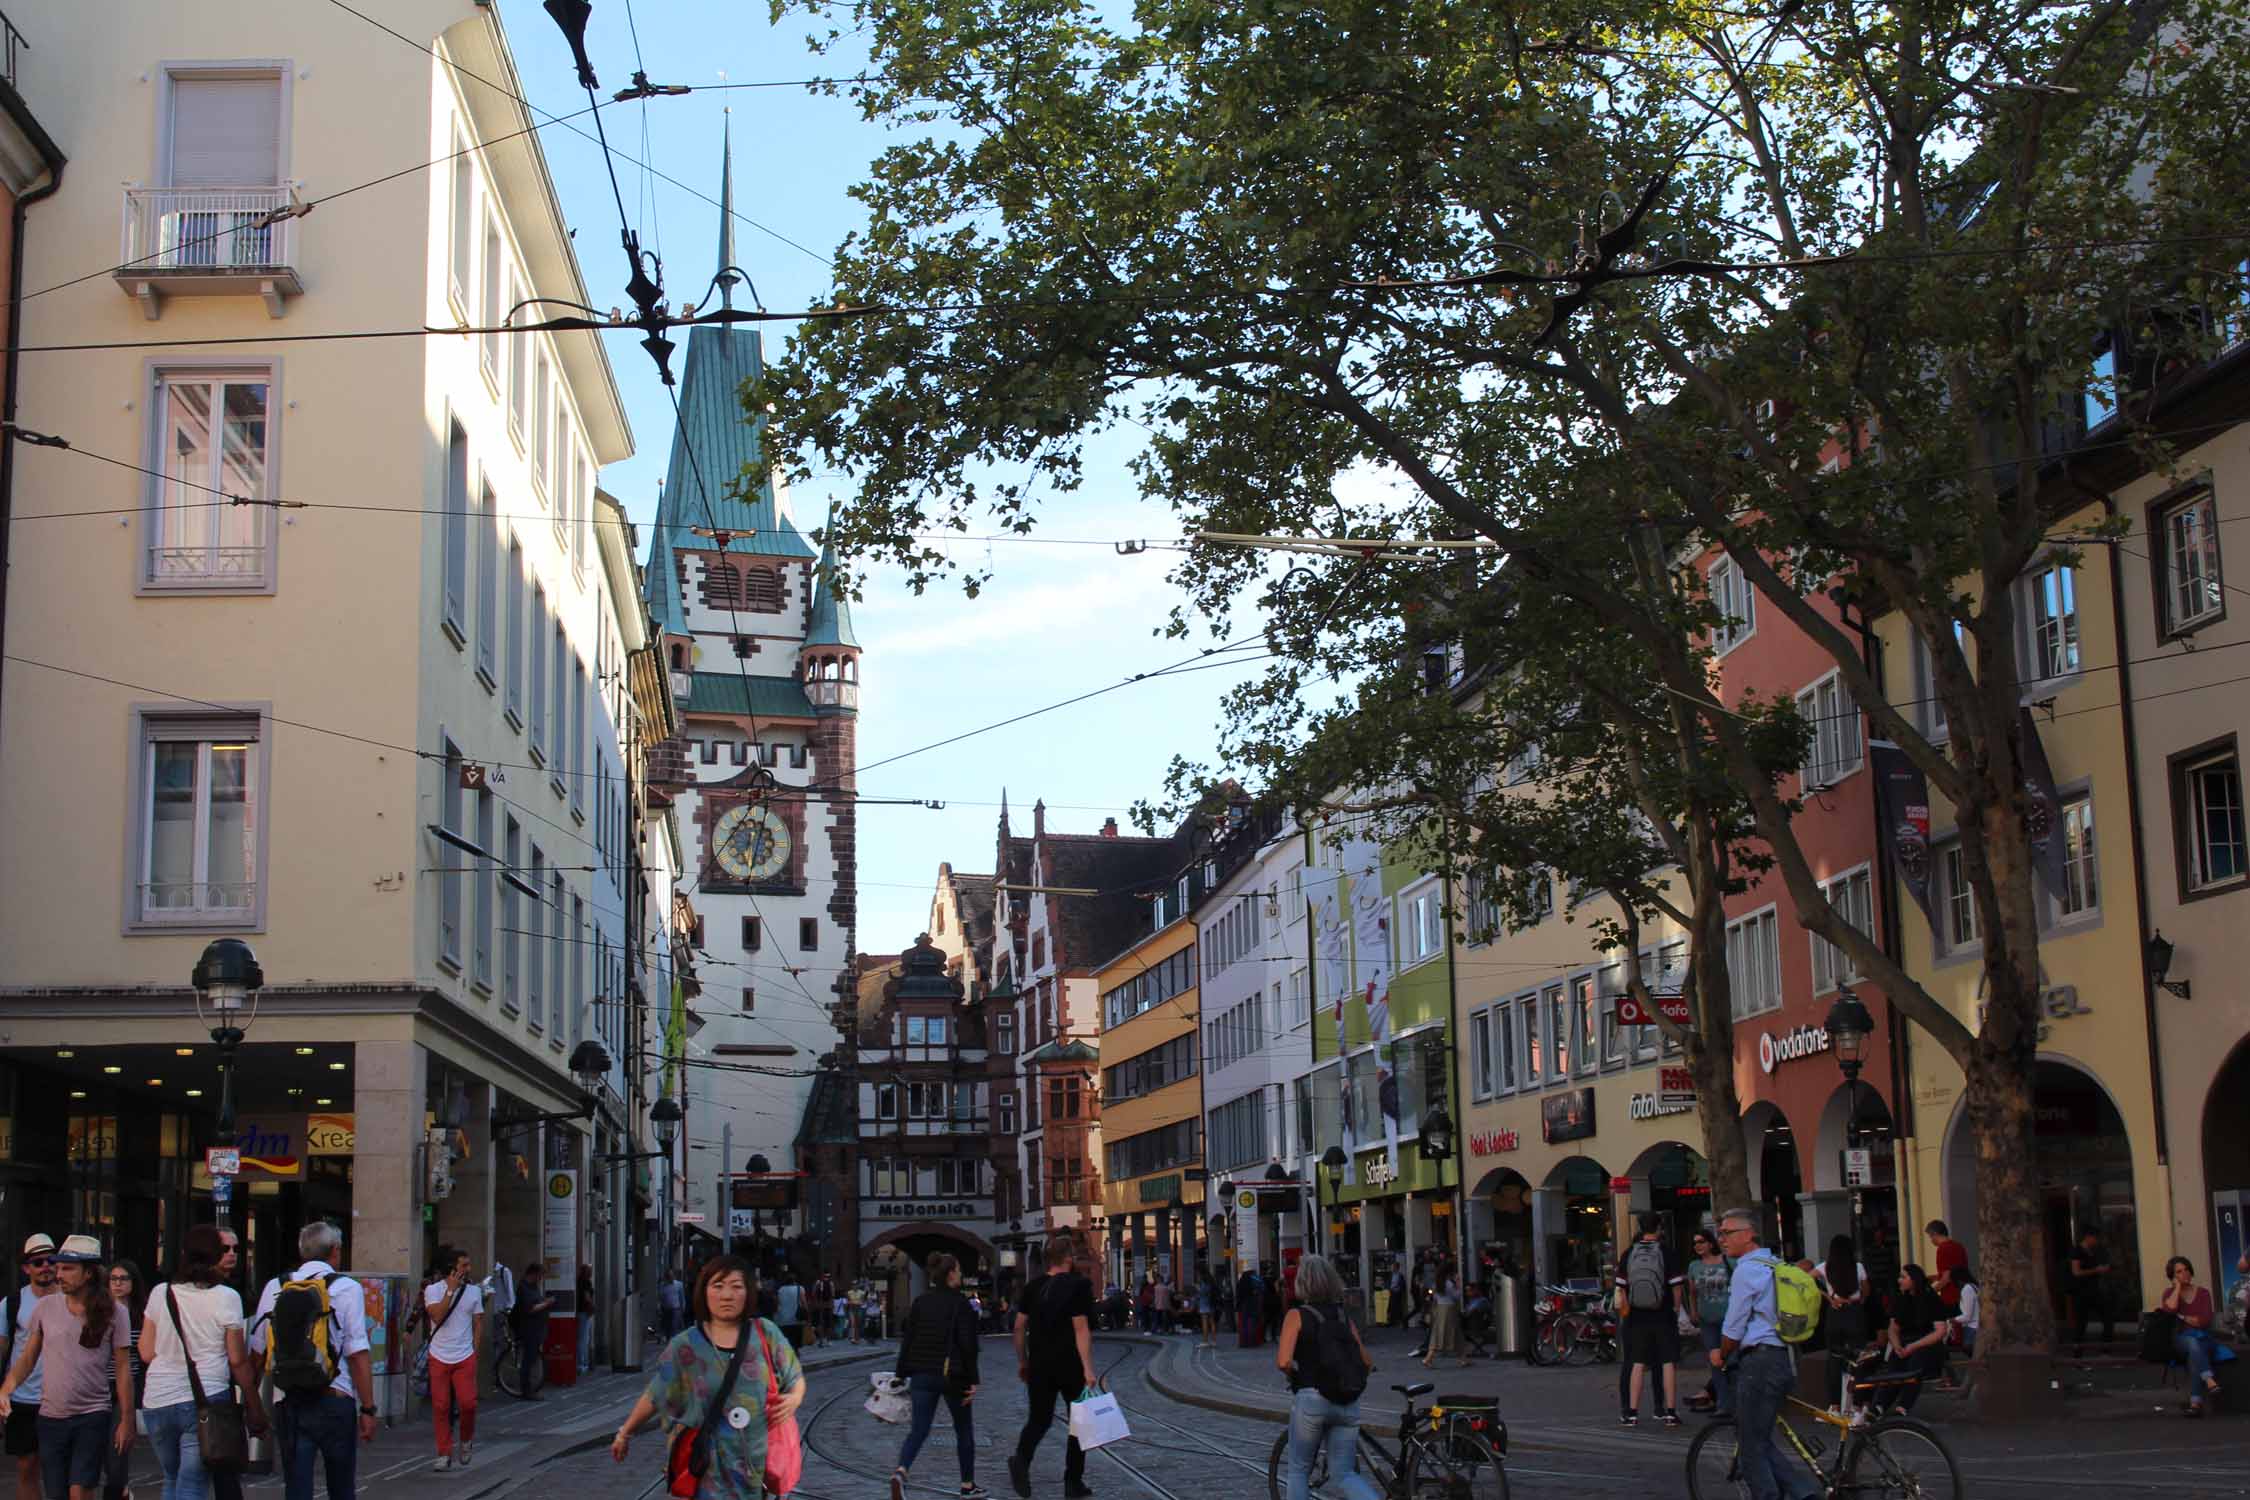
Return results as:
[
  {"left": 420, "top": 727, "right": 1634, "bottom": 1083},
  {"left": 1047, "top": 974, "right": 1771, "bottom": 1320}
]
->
[
  {"left": 1526, "top": 1285, "right": 1617, "bottom": 1367},
  {"left": 1267, "top": 1380, "right": 1509, "bottom": 1500},
  {"left": 485, "top": 1276, "right": 547, "bottom": 1399},
  {"left": 1684, "top": 1367, "right": 1962, "bottom": 1499}
]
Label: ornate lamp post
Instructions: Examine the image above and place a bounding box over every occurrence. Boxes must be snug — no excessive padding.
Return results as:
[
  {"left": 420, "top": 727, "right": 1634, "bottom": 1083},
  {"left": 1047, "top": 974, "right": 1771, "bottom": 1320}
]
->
[
  {"left": 192, "top": 939, "right": 263, "bottom": 1229},
  {"left": 1825, "top": 987, "right": 1877, "bottom": 1239},
  {"left": 1320, "top": 1145, "right": 1348, "bottom": 1259}
]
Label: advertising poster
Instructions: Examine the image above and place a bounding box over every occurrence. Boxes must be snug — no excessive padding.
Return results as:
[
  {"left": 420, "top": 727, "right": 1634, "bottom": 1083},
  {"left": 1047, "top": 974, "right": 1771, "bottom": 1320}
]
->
[{"left": 1870, "top": 741, "right": 1936, "bottom": 929}]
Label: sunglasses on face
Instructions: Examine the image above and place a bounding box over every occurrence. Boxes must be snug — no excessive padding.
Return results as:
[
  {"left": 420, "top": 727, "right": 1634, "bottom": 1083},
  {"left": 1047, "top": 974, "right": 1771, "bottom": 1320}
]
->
[{"left": 21, "top": 1258, "right": 50, "bottom": 1269}]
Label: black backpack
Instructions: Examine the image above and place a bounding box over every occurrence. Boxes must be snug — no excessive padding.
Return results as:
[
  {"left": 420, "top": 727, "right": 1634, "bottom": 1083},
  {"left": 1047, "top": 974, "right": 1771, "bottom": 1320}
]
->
[{"left": 1296, "top": 1305, "right": 1369, "bottom": 1405}]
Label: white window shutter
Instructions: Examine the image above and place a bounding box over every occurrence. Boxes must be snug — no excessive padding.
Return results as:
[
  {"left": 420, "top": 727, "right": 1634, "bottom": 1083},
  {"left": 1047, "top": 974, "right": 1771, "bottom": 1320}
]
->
[{"left": 170, "top": 75, "right": 282, "bottom": 186}]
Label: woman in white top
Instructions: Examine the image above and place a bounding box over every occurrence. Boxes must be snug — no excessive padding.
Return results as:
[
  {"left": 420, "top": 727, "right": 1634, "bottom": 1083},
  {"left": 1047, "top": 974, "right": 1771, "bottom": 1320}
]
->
[
  {"left": 138, "top": 1226, "right": 265, "bottom": 1500},
  {"left": 415, "top": 1248, "right": 485, "bottom": 1473},
  {"left": 1948, "top": 1264, "right": 1980, "bottom": 1357}
]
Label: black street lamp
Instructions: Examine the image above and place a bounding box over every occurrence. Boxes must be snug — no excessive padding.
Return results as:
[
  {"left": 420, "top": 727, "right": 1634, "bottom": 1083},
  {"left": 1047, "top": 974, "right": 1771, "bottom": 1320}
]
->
[
  {"left": 747, "top": 1152, "right": 772, "bottom": 1252},
  {"left": 1320, "top": 1145, "right": 1348, "bottom": 1257},
  {"left": 2147, "top": 932, "right": 2191, "bottom": 998},
  {"left": 192, "top": 939, "right": 263, "bottom": 1229},
  {"left": 1825, "top": 988, "right": 1877, "bottom": 1235},
  {"left": 1417, "top": 1103, "right": 1456, "bottom": 1162}
]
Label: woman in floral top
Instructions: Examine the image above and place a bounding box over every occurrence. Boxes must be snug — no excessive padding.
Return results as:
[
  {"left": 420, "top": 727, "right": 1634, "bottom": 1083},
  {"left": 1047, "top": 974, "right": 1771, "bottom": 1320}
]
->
[{"left": 612, "top": 1257, "right": 806, "bottom": 1497}]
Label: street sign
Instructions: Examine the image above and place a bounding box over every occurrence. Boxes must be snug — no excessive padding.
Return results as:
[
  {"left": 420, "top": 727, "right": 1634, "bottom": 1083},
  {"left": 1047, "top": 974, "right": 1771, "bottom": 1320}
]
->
[
  {"left": 727, "top": 1208, "right": 756, "bottom": 1236},
  {"left": 676, "top": 1212, "right": 707, "bottom": 1224},
  {"left": 1844, "top": 1148, "right": 1873, "bottom": 1187},
  {"left": 1614, "top": 992, "right": 1692, "bottom": 1026},
  {"left": 1659, "top": 1066, "right": 1698, "bottom": 1108},
  {"left": 204, "top": 1147, "right": 240, "bottom": 1178}
]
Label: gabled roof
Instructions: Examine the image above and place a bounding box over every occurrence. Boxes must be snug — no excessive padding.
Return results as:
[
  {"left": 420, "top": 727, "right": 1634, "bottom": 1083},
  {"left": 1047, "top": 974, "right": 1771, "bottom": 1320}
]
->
[
  {"left": 1041, "top": 830, "right": 1183, "bottom": 975},
  {"left": 795, "top": 1064, "right": 858, "bottom": 1148},
  {"left": 1022, "top": 1037, "right": 1100, "bottom": 1064}
]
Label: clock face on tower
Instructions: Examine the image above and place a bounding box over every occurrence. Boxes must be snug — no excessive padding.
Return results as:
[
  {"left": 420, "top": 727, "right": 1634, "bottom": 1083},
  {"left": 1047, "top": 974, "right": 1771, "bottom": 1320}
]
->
[{"left": 712, "top": 803, "right": 792, "bottom": 883}]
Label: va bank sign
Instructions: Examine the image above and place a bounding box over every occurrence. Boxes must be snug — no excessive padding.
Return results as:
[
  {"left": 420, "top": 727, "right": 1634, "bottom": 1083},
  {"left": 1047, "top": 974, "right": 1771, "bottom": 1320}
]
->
[{"left": 1757, "top": 1024, "right": 1832, "bottom": 1075}]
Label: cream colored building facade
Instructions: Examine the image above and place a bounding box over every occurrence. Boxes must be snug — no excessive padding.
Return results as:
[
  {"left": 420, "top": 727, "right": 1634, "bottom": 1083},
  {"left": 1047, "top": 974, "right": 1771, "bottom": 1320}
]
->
[{"left": 0, "top": 1, "right": 645, "bottom": 1333}]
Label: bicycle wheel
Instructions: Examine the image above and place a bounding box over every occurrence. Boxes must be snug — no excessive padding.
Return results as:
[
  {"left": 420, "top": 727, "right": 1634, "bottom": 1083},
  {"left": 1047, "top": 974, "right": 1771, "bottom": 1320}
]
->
[
  {"left": 1683, "top": 1417, "right": 1748, "bottom": 1500},
  {"left": 1557, "top": 1315, "right": 1598, "bottom": 1366},
  {"left": 1406, "top": 1427, "right": 1508, "bottom": 1500},
  {"left": 1845, "top": 1416, "right": 1963, "bottom": 1500},
  {"left": 1525, "top": 1322, "right": 1559, "bottom": 1366},
  {"left": 1268, "top": 1425, "right": 1354, "bottom": 1500},
  {"left": 493, "top": 1335, "right": 521, "bottom": 1397}
]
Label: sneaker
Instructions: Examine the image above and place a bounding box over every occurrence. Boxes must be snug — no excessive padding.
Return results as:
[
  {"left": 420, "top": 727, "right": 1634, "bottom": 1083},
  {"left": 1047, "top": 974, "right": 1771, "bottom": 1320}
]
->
[
  {"left": 458, "top": 1441, "right": 473, "bottom": 1468},
  {"left": 1007, "top": 1456, "right": 1031, "bottom": 1499},
  {"left": 891, "top": 1470, "right": 908, "bottom": 1500},
  {"left": 1064, "top": 1486, "right": 1095, "bottom": 1499},
  {"left": 960, "top": 1487, "right": 991, "bottom": 1500},
  {"left": 433, "top": 1455, "right": 455, "bottom": 1474},
  {"left": 1619, "top": 1414, "right": 1637, "bottom": 1428},
  {"left": 1662, "top": 1411, "right": 1682, "bottom": 1429}
]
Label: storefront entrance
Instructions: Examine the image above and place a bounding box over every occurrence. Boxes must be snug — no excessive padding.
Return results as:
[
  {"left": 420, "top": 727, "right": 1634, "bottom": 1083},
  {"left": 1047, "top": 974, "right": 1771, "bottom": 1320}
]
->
[
  {"left": 1745, "top": 1104, "right": 1805, "bottom": 1259},
  {"left": 1543, "top": 1155, "right": 1614, "bottom": 1282},
  {"left": 2203, "top": 1037, "right": 2250, "bottom": 1314}
]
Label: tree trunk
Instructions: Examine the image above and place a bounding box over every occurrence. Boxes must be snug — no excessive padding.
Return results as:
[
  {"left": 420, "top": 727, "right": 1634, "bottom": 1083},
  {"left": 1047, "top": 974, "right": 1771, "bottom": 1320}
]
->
[{"left": 1684, "top": 832, "right": 1754, "bottom": 1218}]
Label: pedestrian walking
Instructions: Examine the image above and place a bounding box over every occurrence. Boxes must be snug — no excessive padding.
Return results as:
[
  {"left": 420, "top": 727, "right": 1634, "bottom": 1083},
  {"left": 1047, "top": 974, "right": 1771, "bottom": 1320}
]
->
[
  {"left": 889, "top": 1253, "right": 985, "bottom": 1500},
  {"left": 1236, "top": 1266, "right": 1264, "bottom": 1349},
  {"left": 0, "top": 1234, "right": 134, "bottom": 1500},
  {"left": 611, "top": 1256, "right": 805, "bottom": 1498},
  {"left": 659, "top": 1269, "right": 688, "bottom": 1343},
  {"left": 206, "top": 1231, "right": 244, "bottom": 1500},
  {"left": 1386, "top": 1264, "right": 1407, "bottom": 1330},
  {"left": 1707, "top": 1210, "right": 1804, "bottom": 1500},
  {"left": 140, "top": 1226, "right": 266, "bottom": 1500},
  {"left": 3, "top": 1234, "right": 61, "bottom": 1500},
  {"left": 1007, "top": 1238, "right": 1096, "bottom": 1500},
  {"left": 848, "top": 1282, "right": 867, "bottom": 1345},
  {"left": 1135, "top": 1276, "right": 1154, "bottom": 1336},
  {"left": 808, "top": 1276, "right": 833, "bottom": 1350},
  {"left": 575, "top": 1264, "right": 595, "bottom": 1373},
  {"left": 1615, "top": 1213, "right": 1684, "bottom": 1428},
  {"left": 1421, "top": 1263, "right": 1468, "bottom": 1369},
  {"left": 1275, "top": 1255, "right": 1378, "bottom": 1500},
  {"left": 1683, "top": 1229, "right": 1733, "bottom": 1415},
  {"left": 418, "top": 1248, "right": 484, "bottom": 1471},
  {"left": 511, "top": 1263, "right": 552, "bottom": 1400},
  {"left": 100, "top": 1262, "right": 144, "bottom": 1500},
  {"left": 1815, "top": 1236, "right": 1868, "bottom": 1410},
  {"left": 1150, "top": 1277, "right": 1172, "bottom": 1335},
  {"left": 247, "top": 1221, "right": 376, "bottom": 1500},
  {"left": 1194, "top": 1269, "right": 1216, "bottom": 1348},
  {"left": 776, "top": 1272, "right": 806, "bottom": 1351}
]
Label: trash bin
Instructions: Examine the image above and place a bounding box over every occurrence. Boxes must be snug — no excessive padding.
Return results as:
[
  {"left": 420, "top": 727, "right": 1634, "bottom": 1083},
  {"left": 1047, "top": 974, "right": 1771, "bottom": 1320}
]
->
[{"left": 1493, "top": 1273, "right": 1528, "bottom": 1357}]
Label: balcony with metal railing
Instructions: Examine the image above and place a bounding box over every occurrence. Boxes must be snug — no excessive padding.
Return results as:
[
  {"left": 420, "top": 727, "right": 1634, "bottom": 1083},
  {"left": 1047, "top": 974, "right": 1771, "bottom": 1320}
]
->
[{"left": 115, "top": 184, "right": 305, "bottom": 319}]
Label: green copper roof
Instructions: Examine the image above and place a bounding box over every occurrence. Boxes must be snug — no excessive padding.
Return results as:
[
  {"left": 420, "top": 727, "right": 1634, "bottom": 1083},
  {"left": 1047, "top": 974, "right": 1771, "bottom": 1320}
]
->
[
  {"left": 804, "top": 535, "right": 859, "bottom": 648},
  {"left": 643, "top": 130, "right": 813, "bottom": 635},
  {"left": 682, "top": 671, "right": 818, "bottom": 720},
  {"left": 1022, "top": 1038, "right": 1100, "bottom": 1064}
]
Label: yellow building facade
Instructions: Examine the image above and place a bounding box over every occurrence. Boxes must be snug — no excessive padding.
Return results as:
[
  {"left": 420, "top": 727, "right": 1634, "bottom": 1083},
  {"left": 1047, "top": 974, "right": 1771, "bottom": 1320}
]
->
[{"left": 1096, "top": 916, "right": 1204, "bottom": 1287}]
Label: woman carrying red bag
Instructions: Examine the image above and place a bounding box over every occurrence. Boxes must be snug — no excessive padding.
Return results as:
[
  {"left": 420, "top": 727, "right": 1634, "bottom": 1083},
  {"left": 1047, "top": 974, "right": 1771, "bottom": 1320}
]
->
[{"left": 612, "top": 1257, "right": 807, "bottom": 1497}]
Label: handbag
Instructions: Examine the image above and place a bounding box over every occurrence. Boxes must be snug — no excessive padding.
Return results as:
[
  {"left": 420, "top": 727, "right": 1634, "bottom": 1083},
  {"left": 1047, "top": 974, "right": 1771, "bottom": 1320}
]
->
[
  {"left": 758, "top": 1321, "right": 804, "bottom": 1497},
  {"left": 665, "top": 1328, "right": 748, "bottom": 1499},
  {"left": 410, "top": 1285, "right": 467, "bottom": 1400},
  {"left": 164, "top": 1286, "right": 249, "bottom": 1472},
  {"left": 2138, "top": 1307, "right": 2180, "bottom": 1364}
]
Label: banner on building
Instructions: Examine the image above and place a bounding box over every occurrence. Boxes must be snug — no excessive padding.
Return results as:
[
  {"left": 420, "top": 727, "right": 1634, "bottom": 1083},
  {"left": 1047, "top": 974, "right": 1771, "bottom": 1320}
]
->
[
  {"left": 664, "top": 977, "right": 687, "bottom": 1097},
  {"left": 2017, "top": 707, "right": 2068, "bottom": 901},
  {"left": 1869, "top": 741, "right": 1936, "bottom": 930}
]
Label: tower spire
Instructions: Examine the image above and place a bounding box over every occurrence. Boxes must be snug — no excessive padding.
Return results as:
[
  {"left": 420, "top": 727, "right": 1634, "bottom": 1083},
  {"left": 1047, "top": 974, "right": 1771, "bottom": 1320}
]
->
[{"left": 715, "top": 110, "right": 739, "bottom": 312}]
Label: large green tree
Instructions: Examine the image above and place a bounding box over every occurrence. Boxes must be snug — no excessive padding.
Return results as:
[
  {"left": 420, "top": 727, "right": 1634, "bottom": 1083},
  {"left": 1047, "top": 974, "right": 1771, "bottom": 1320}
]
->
[{"left": 754, "top": 0, "right": 2250, "bottom": 1389}]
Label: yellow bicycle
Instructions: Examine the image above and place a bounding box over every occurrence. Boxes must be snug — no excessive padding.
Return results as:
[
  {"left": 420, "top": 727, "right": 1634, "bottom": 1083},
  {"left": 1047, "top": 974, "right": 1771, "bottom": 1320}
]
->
[{"left": 1684, "top": 1375, "right": 1962, "bottom": 1499}]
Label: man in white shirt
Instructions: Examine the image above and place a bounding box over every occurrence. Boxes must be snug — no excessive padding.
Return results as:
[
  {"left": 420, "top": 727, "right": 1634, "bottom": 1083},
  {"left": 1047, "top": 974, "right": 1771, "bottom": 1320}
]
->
[{"left": 246, "top": 1223, "right": 375, "bottom": 1500}]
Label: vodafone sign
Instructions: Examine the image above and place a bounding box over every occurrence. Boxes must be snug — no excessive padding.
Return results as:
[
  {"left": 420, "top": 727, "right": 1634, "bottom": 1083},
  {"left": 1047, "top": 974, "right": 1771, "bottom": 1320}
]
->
[
  {"left": 1614, "top": 992, "right": 1691, "bottom": 1026},
  {"left": 1757, "top": 1024, "right": 1832, "bottom": 1074}
]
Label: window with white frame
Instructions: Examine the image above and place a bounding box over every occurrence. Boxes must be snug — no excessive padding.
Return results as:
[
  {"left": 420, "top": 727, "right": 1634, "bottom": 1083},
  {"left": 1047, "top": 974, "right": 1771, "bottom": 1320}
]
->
[
  {"left": 1573, "top": 975, "right": 1598, "bottom": 1075},
  {"left": 1709, "top": 555, "right": 1756, "bottom": 653},
  {"left": 1544, "top": 984, "right": 1568, "bottom": 1080},
  {"left": 2176, "top": 745, "right": 2246, "bottom": 894},
  {"left": 570, "top": 658, "right": 587, "bottom": 815},
  {"left": 505, "top": 538, "right": 525, "bottom": 724},
  {"left": 549, "top": 622, "right": 568, "bottom": 791},
  {"left": 995, "top": 1011, "right": 1015, "bottom": 1054},
  {"left": 439, "top": 739, "right": 464, "bottom": 969},
  {"left": 472, "top": 786, "right": 495, "bottom": 992},
  {"left": 525, "top": 846, "right": 545, "bottom": 1024},
  {"left": 147, "top": 368, "right": 273, "bottom": 587},
  {"left": 1464, "top": 870, "right": 1503, "bottom": 944},
  {"left": 1524, "top": 866, "right": 1554, "bottom": 925},
  {"left": 1796, "top": 672, "right": 1863, "bottom": 789},
  {"left": 574, "top": 454, "right": 592, "bottom": 574},
  {"left": 1519, "top": 991, "right": 1542, "bottom": 1086},
  {"left": 532, "top": 348, "right": 552, "bottom": 494},
  {"left": 1811, "top": 868, "right": 1873, "bottom": 994},
  {"left": 1469, "top": 1008, "right": 1494, "bottom": 1099},
  {"left": 500, "top": 816, "right": 521, "bottom": 1011},
  {"left": 1909, "top": 626, "right": 1960, "bottom": 742},
  {"left": 441, "top": 420, "right": 469, "bottom": 643},
  {"left": 2055, "top": 795, "right": 2098, "bottom": 919},
  {"left": 449, "top": 125, "right": 474, "bottom": 309},
  {"left": 1598, "top": 966, "right": 1627, "bottom": 1067},
  {"left": 475, "top": 477, "right": 499, "bottom": 686},
  {"left": 1400, "top": 882, "right": 1444, "bottom": 965},
  {"left": 528, "top": 583, "right": 548, "bottom": 761},
  {"left": 2021, "top": 561, "right": 2081, "bottom": 682},
  {"left": 1724, "top": 907, "right": 1781, "bottom": 1018},
  {"left": 1495, "top": 1000, "right": 1520, "bottom": 1092},
  {"left": 998, "top": 1093, "right": 1016, "bottom": 1135},
  {"left": 133, "top": 712, "right": 264, "bottom": 928},
  {"left": 2158, "top": 487, "right": 2224, "bottom": 635},
  {"left": 507, "top": 268, "right": 528, "bottom": 440},
  {"left": 1940, "top": 842, "right": 1980, "bottom": 950},
  {"left": 482, "top": 213, "right": 504, "bottom": 383},
  {"left": 549, "top": 871, "right": 566, "bottom": 1030},
  {"left": 554, "top": 415, "right": 575, "bottom": 548}
]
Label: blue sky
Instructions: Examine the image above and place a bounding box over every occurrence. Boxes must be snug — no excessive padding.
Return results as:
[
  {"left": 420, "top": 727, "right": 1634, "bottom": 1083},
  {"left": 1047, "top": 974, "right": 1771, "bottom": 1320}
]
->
[{"left": 499, "top": 0, "right": 1274, "bottom": 949}]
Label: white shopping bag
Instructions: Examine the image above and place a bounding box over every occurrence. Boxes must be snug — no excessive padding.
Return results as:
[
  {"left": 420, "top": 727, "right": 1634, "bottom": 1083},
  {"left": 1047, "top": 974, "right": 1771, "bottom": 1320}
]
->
[
  {"left": 865, "top": 1372, "right": 912, "bottom": 1424},
  {"left": 1067, "top": 1390, "right": 1131, "bottom": 1451}
]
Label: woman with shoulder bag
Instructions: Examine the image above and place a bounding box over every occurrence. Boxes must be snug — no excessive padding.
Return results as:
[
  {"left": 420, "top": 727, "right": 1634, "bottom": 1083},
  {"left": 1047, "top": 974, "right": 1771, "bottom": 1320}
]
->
[
  {"left": 887, "top": 1252, "right": 984, "bottom": 1500},
  {"left": 611, "top": 1256, "right": 806, "bottom": 1499},
  {"left": 138, "top": 1227, "right": 265, "bottom": 1500}
]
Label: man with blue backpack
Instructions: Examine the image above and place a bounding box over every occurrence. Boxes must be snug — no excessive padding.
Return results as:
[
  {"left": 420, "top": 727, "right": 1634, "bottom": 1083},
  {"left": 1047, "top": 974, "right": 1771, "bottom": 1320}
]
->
[
  {"left": 1711, "top": 1208, "right": 1823, "bottom": 1500},
  {"left": 247, "top": 1223, "right": 375, "bottom": 1500}
]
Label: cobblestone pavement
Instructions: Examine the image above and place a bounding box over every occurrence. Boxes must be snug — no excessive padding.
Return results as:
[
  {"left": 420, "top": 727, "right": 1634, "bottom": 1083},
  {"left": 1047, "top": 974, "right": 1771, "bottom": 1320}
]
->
[{"left": 396, "top": 1333, "right": 2250, "bottom": 1500}]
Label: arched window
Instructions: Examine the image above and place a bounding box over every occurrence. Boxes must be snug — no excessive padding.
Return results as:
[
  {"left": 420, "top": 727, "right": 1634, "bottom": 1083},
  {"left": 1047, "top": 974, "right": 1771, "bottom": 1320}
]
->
[{"left": 744, "top": 566, "right": 783, "bottom": 612}]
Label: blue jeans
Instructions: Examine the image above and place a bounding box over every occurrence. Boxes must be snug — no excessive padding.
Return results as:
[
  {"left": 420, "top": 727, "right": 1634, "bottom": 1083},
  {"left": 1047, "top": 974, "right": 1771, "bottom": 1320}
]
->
[
  {"left": 37, "top": 1410, "right": 111, "bottom": 1500},
  {"left": 2177, "top": 1328, "right": 2221, "bottom": 1401},
  {"left": 1699, "top": 1322, "right": 1731, "bottom": 1413},
  {"left": 1283, "top": 1389, "right": 1382, "bottom": 1500},
  {"left": 275, "top": 1393, "right": 358, "bottom": 1500},
  {"left": 897, "top": 1373, "right": 974, "bottom": 1482},
  {"left": 145, "top": 1400, "right": 210, "bottom": 1500},
  {"left": 1732, "top": 1345, "right": 1816, "bottom": 1500}
]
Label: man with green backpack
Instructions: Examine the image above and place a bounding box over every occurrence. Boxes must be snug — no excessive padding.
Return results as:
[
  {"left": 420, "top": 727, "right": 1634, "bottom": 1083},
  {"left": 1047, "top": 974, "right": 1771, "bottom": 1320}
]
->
[{"left": 1709, "top": 1209, "right": 1823, "bottom": 1500}]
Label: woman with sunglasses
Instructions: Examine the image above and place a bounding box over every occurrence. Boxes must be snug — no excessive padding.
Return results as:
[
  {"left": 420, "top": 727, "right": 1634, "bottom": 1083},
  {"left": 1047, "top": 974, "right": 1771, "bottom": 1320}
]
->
[{"left": 101, "top": 1263, "right": 145, "bottom": 1500}]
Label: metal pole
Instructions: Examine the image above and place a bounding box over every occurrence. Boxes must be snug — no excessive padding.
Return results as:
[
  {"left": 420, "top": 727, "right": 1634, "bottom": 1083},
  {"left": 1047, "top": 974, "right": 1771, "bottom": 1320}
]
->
[
  {"left": 721, "top": 1123, "right": 732, "bottom": 1255},
  {"left": 213, "top": 1026, "right": 241, "bottom": 1229}
]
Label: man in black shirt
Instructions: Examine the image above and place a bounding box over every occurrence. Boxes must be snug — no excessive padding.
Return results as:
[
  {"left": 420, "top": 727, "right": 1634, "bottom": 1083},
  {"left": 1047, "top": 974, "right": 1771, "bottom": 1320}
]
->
[
  {"left": 1009, "top": 1238, "right": 1098, "bottom": 1500},
  {"left": 2068, "top": 1229, "right": 2113, "bottom": 1350}
]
